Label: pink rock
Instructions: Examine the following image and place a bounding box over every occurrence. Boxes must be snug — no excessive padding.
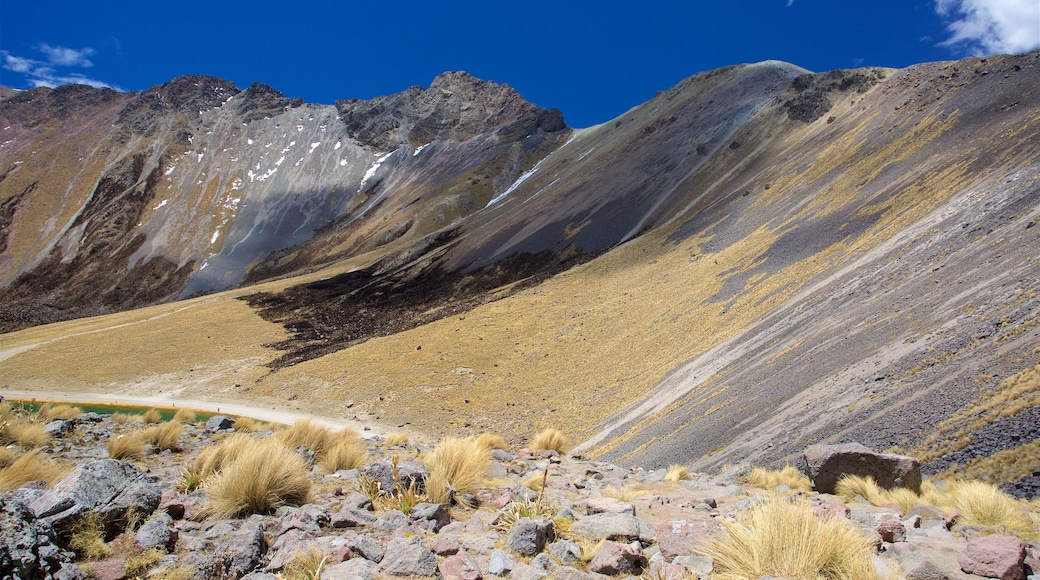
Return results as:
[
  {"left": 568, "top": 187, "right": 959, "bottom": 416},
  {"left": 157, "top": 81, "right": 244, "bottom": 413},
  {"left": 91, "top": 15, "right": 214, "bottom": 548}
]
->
[
  {"left": 430, "top": 536, "right": 461, "bottom": 556},
  {"left": 439, "top": 550, "right": 482, "bottom": 580},
  {"left": 588, "top": 540, "right": 646, "bottom": 576},
  {"left": 85, "top": 558, "right": 128, "bottom": 580},
  {"left": 876, "top": 520, "right": 907, "bottom": 543},
  {"left": 488, "top": 491, "right": 515, "bottom": 509},
  {"left": 655, "top": 519, "right": 724, "bottom": 562},
  {"left": 958, "top": 535, "right": 1026, "bottom": 580}
]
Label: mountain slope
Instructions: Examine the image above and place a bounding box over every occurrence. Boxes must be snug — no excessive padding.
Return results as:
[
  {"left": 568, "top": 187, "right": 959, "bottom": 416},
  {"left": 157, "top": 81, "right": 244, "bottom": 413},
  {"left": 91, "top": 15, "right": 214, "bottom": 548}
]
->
[{"left": 1, "top": 52, "right": 1038, "bottom": 487}]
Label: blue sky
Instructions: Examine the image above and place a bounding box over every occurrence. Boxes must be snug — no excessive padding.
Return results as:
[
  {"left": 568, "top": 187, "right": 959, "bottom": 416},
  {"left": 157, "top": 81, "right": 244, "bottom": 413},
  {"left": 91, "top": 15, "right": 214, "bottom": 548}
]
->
[{"left": 2, "top": 1, "right": 1038, "bottom": 128}]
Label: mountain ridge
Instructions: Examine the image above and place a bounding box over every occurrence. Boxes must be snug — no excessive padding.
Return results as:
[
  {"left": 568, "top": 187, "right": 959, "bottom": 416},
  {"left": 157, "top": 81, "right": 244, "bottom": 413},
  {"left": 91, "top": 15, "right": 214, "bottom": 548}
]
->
[{"left": 1, "top": 52, "right": 1038, "bottom": 487}]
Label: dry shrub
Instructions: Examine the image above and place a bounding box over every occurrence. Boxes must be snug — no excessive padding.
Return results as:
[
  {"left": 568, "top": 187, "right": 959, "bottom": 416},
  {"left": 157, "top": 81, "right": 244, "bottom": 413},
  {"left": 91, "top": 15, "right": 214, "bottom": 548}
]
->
[
  {"left": 320, "top": 439, "right": 368, "bottom": 474},
  {"left": 530, "top": 428, "right": 571, "bottom": 454},
  {"left": 68, "top": 511, "right": 112, "bottom": 560},
  {"left": 36, "top": 403, "right": 83, "bottom": 421},
  {"left": 0, "top": 419, "right": 51, "bottom": 448},
  {"left": 171, "top": 409, "right": 196, "bottom": 424},
  {"left": 936, "top": 480, "right": 1036, "bottom": 538},
  {"left": 0, "top": 449, "right": 67, "bottom": 491},
  {"left": 111, "top": 412, "right": 137, "bottom": 424},
  {"left": 281, "top": 544, "right": 331, "bottom": 580},
  {"left": 385, "top": 432, "right": 410, "bottom": 447},
  {"left": 181, "top": 434, "right": 257, "bottom": 491},
  {"left": 835, "top": 475, "right": 921, "bottom": 515},
  {"left": 232, "top": 416, "right": 267, "bottom": 432},
  {"left": 107, "top": 433, "right": 146, "bottom": 461},
  {"left": 475, "top": 433, "right": 508, "bottom": 451},
  {"left": 0, "top": 446, "right": 19, "bottom": 469},
  {"left": 744, "top": 466, "right": 812, "bottom": 492},
  {"left": 701, "top": 496, "right": 880, "bottom": 580},
  {"left": 142, "top": 408, "right": 163, "bottom": 424},
  {"left": 423, "top": 436, "right": 491, "bottom": 505},
  {"left": 205, "top": 437, "right": 311, "bottom": 518},
  {"left": 276, "top": 419, "right": 358, "bottom": 461},
  {"left": 600, "top": 486, "right": 647, "bottom": 502},
  {"left": 141, "top": 421, "right": 184, "bottom": 452},
  {"left": 124, "top": 547, "right": 164, "bottom": 577},
  {"left": 664, "top": 464, "right": 691, "bottom": 482}
]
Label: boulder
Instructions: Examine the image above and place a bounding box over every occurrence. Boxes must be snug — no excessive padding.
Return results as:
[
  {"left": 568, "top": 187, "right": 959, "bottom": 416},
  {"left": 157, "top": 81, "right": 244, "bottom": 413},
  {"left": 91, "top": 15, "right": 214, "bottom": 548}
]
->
[
  {"left": 958, "top": 535, "right": 1026, "bottom": 580},
  {"left": 1, "top": 494, "right": 77, "bottom": 579},
  {"left": 505, "top": 517, "right": 555, "bottom": 555},
  {"left": 362, "top": 459, "right": 428, "bottom": 493},
  {"left": 439, "top": 550, "right": 482, "bottom": 580},
  {"left": 803, "top": 443, "right": 921, "bottom": 494},
  {"left": 380, "top": 536, "right": 438, "bottom": 577},
  {"left": 488, "top": 548, "right": 517, "bottom": 575},
  {"left": 570, "top": 513, "right": 656, "bottom": 545},
  {"left": 409, "top": 502, "right": 450, "bottom": 532},
  {"left": 45, "top": 419, "right": 76, "bottom": 437},
  {"left": 321, "top": 558, "right": 379, "bottom": 580},
  {"left": 587, "top": 540, "right": 647, "bottom": 575},
  {"left": 135, "top": 512, "right": 178, "bottom": 552},
  {"left": 655, "top": 519, "right": 723, "bottom": 561},
  {"left": 548, "top": 539, "right": 583, "bottom": 566},
  {"left": 206, "top": 415, "right": 236, "bottom": 430},
  {"left": 346, "top": 534, "right": 384, "bottom": 563},
  {"left": 30, "top": 459, "right": 162, "bottom": 537}
]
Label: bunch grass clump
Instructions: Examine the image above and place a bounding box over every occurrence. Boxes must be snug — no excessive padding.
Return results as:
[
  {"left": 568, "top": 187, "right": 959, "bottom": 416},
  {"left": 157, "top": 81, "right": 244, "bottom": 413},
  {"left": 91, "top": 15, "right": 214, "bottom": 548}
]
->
[
  {"left": 231, "top": 416, "right": 266, "bottom": 432},
  {"left": 937, "top": 479, "right": 1036, "bottom": 538},
  {"left": 530, "top": 428, "right": 571, "bottom": 454},
  {"left": 180, "top": 433, "right": 257, "bottom": 491},
  {"left": 280, "top": 544, "right": 331, "bottom": 580},
  {"left": 600, "top": 485, "right": 648, "bottom": 502},
  {"left": 744, "top": 466, "right": 813, "bottom": 492},
  {"left": 277, "top": 419, "right": 360, "bottom": 462},
  {"left": 0, "top": 403, "right": 52, "bottom": 449},
  {"left": 664, "top": 464, "right": 691, "bottom": 482},
  {"left": 140, "top": 421, "right": 184, "bottom": 452},
  {"left": 700, "top": 496, "right": 881, "bottom": 580},
  {"left": 124, "top": 547, "right": 164, "bottom": 577},
  {"left": 107, "top": 433, "right": 146, "bottom": 461},
  {"left": 171, "top": 409, "right": 196, "bottom": 424},
  {"left": 385, "top": 432, "right": 410, "bottom": 447},
  {"left": 68, "top": 511, "right": 112, "bottom": 560},
  {"left": 0, "top": 449, "right": 67, "bottom": 491},
  {"left": 35, "top": 402, "right": 83, "bottom": 421},
  {"left": 474, "top": 432, "right": 508, "bottom": 451},
  {"left": 142, "top": 408, "right": 163, "bottom": 424},
  {"left": 319, "top": 439, "right": 368, "bottom": 474},
  {"left": 205, "top": 436, "right": 311, "bottom": 518},
  {"left": 111, "top": 412, "right": 137, "bottom": 424},
  {"left": 423, "top": 436, "right": 491, "bottom": 505}
]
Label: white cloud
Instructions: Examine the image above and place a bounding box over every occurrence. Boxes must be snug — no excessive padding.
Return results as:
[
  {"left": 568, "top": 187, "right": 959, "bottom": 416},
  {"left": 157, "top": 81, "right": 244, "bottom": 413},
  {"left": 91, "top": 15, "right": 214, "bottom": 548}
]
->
[
  {"left": 0, "top": 45, "right": 120, "bottom": 91},
  {"left": 935, "top": 0, "right": 1040, "bottom": 54},
  {"left": 38, "top": 43, "right": 95, "bottom": 67}
]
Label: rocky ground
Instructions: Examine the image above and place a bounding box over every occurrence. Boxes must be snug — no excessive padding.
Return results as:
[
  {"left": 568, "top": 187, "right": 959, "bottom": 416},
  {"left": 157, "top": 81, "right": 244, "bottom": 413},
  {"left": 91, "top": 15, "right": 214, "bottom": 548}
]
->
[{"left": 2, "top": 410, "right": 1038, "bottom": 580}]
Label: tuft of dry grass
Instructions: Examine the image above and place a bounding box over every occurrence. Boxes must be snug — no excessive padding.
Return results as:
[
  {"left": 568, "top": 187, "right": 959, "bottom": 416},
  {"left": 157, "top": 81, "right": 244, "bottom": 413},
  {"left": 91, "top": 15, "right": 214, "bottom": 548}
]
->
[
  {"left": 385, "top": 432, "right": 410, "bottom": 447},
  {"left": 0, "top": 448, "right": 67, "bottom": 491},
  {"left": 280, "top": 544, "right": 331, "bottom": 580},
  {"left": 743, "top": 466, "right": 813, "bottom": 492},
  {"left": 836, "top": 475, "right": 919, "bottom": 514},
  {"left": 320, "top": 439, "right": 368, "bottom": 474},
  {"left": 205, "top": 437, "right": 311, "bottom": 518},
  {"left": 68, "top": 511, "right": 112, "bottom": 560},
  {"left": 0, "top": 419, "right": 51, "bottom": 449},
  {"left": 600, "top": 486, "right": 648, "bottom": 502},
  {"left": 180, "top": 434, "right": 257, "bottom": 491},
  {"left": 475, "top": 432, "right": 508, "bottom": 451},
  {"left": 107, "top": 433, "right": 146, "bottom": 461},
  {"left": 530, "top": 428, "right": 571, "bottom": 454},
  {"left": 423, "top": 436, "right": 491, "bottom": 505},
  {"left": 0, "top": 446, "right": 19, "bottom": 469},
  {"left": 124, "top": 547, "right": 164, "bottom": 577},
  {"left": 664, "top": 464, "right": 691, "bottom": 482},
  {"left": 231, "top": 416, "right": 267, "bottom": 432},
  {"left": 142, "top": 408, "right": 163, "bottom": 424},
  {"left": 936, "top": 479, "right": 1036, "bottom": 538},
  {"left": 140, "top": 421, "right": 184, "bottom": 452},
  {"left": 700, "top": 496, "right": 881, "bottom": 580},
  {"left": 111, "top": 412, "right": 137, "bottom": 424},
  {"left": 276, "top": 419, "right": 359, "bottom": 462},
  {"left": 171, "top": 409, "right": 196, "bottom": 424},
  {"left": 35, "top": 402, "right": 83, "bottom": 421}
]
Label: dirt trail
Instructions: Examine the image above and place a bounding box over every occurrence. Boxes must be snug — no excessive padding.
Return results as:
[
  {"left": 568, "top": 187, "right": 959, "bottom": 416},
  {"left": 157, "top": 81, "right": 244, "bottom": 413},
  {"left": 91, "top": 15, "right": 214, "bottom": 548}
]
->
[{"left": 0, "top": 388, "right": 388, "bottom": 438}]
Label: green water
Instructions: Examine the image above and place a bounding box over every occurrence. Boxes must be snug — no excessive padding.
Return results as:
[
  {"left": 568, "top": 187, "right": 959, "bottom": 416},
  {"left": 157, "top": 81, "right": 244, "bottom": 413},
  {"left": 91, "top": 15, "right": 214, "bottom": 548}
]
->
[{"left": 7, "top": 400, "right": 217, "bottom": 422}]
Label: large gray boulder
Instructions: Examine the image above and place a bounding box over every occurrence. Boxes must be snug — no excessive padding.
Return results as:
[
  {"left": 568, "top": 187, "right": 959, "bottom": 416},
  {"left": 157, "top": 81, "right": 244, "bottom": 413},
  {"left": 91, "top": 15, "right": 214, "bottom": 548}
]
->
[
  {"left": 29, "top": 459, "right": 162, "bottom": 537},
  {"left": 505, "top": 517, "right": 555, "bottom": 556},
  {"left": 802, "top": 443, "right": 921, "bottom": 494},
  {"left": 1, "top": 494, "right": 78, "bottom": 579}
]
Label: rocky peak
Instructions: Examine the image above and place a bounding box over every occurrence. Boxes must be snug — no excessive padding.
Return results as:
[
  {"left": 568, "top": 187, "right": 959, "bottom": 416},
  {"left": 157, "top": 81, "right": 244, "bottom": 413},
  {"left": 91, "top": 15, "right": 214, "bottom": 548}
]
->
[
  {"left": 0, "top": 84, "right": 125, "bottom": 127},
  {"left": 335, "top": 71, "right": 566, "bottom": 150},
  {"left": 115, "top": 74, "right": 240, "bottom": 137},
  {"left": 234, "top": 82, "right": 304, "bottom": 123}
]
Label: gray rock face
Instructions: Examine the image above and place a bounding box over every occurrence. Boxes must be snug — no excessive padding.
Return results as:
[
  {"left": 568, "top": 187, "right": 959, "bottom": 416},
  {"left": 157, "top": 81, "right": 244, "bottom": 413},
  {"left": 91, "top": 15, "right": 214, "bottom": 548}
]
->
[
  {"left": 1, "top": 494, "right": 77, "bottom": 579},
  {"left": 505, "top": 517, "right": 555, "bottom": 556},
  {"left": 362, "top": 460, "right": 429, "bottom": 494},
  {"left": 569, "top": 513, "right": 656, "bottom": 545},
  {"left": 346, "top": 534, "right": 384, "bottom": 563},
  {"left": 488, "top": 548, "right": 517, "bottom": 575},
  {"left": 803, "top": 443, "right": 922, "bottom": 494},
  {"left": 45, "top": 419, "right": 75, "bottom": 437},
  {"left": 30, "top": 459, "right": 162, "bottom": 536},
  {"left": 380, "top": 536, "right": 438, "bottom": 577},
  {"left": 186, "top": 519, "right": 266, "bottom": 579},
  {"left": 321, "top": 558, "right": 379, "bottom": 580},
  {"left": 409, "top": 502, "right": 450, "bottom": 532},
  {"left": 548, "top": 539, "right": 583, "bottom": 566},
  {"left": 135, "top": 512, "right": 178, "bottom": 552}
]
